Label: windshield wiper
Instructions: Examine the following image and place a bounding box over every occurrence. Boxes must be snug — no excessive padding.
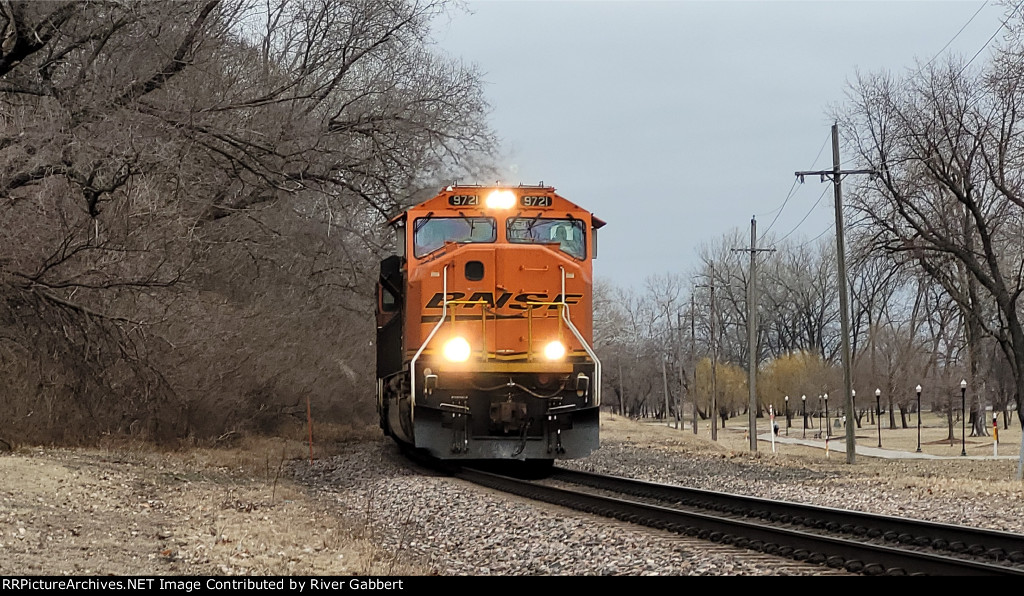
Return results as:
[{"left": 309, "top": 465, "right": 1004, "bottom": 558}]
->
[
  {"left": 456, "top": 210, "right": 477, "bottom": 239},
  {"left": 413, "top": 211, "right": 434, "bottom": 232}
]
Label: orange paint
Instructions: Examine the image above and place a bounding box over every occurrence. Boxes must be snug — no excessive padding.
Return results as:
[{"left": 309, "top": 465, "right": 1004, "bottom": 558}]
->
[{"left": 391, "top": 185, "right": 604, "bottom": 365}]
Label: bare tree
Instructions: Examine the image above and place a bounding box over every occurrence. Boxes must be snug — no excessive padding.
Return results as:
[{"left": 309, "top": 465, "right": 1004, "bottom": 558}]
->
[
  {"left": 759, "top": 237, "right": 840, "bottom": 362},
  {"left": 0, "top": 0, "right": 496, "bottom": 443},
  {"left": 838, "top": 53, "right": 1024, "bottom": 475}
]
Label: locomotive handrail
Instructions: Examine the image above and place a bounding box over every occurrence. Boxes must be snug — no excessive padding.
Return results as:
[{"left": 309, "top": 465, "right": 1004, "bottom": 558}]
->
[
  {"left": 524, "top": 300, "right": 564, "bottom": 360},
  {"left": 559, "top": 266, "right": 601, "bottom": 406},
  {"left": 445, "top": 299, "right": 489, "bottom": 361},
  {"left": 409, "top": 264, "right": 450, "bottom": 424}
]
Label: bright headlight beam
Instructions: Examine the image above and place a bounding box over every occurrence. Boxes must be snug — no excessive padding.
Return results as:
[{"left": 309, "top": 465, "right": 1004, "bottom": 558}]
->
[
  {"left": 543, "top": 340, "right": 566, "bottom": 361},
  {"left": 443, "top": 337, "right": 471, "bottom": 362},
  {"left": 485, "top": 189, "right": 516, "bottom": 209}
]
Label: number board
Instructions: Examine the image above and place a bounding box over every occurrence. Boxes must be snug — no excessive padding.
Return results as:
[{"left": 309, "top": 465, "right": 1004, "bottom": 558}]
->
[
  {"left": 448, "top": 195, "right": 479, "bottom": 206},
  {"left": 520, "top": 195, "right": 552, "bottom": 207}
]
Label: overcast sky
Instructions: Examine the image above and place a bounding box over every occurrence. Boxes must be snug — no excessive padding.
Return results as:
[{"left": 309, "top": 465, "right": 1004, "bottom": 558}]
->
[{"left": 432, "top": 0, "right": 1012, "bottom": 288}]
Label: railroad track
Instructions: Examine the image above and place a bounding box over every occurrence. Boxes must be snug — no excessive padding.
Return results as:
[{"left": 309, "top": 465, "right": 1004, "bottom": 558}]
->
[{"left": 456, "top": 465, "right": 1024, "bottom": 576}]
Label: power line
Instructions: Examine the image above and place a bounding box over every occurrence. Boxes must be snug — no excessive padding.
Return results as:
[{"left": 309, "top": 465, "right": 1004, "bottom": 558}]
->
[
  {"left": 916, "top": 0, "right": 988, "bottom": 75},
  {"left": 763, "top": 3, "right": 1007, "bottom": 252},
  {"left": 769, "top": 183, "right": 831, "bottom": 246},
  {"left": 766, "top": 3, "right": 1012, "bottom": 256},
  {"left": 756, "top": 178, "right": 799, "bottom": 220},
  {"left": 792, "top": 3, "right": 1020, "bottom": 316},
  {"left": 795, "top": 222, "right": 835, "bottom": 250},
  {"left": 957, "top": 0, "right": 1024, "bottom": 77},
  {"left": 758, "top": 131, "right": 831, "bottom": 242}
]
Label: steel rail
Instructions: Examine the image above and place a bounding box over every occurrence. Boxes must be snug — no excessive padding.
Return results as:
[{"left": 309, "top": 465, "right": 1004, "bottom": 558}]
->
[
  {"left": 457, "top": 467, "right": 1024, "bottom": 576},
  {"left": 549, "top": 467, "right": 1024, "bottom": 565}
]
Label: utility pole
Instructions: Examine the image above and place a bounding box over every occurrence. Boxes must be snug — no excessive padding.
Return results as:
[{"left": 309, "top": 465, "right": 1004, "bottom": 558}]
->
[
  {"left": 661, "top": 355, "right": 670, "bottom": 426},
  {"left": 690, "top": 295, "right": 698, "bottom": 435},
  {"left": 696, "top": 263, "right": 718, "bottom": 441},
  {"left": 733, "top": 216, "right": 775, "bottom": 451},
  {"left": 676, "top": 312, "right": 684, "bottom": 430},
  {"left": 617, "top": 358, "right": 625, "bottom": 416},
  {"left": 796, "top": 123, "right": 877, "bottom": 464}
]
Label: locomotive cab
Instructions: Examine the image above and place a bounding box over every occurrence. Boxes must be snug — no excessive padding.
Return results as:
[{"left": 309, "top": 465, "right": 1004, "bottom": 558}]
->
[{"left": 376, "top": 184, "right": 603, "bottom": 462}]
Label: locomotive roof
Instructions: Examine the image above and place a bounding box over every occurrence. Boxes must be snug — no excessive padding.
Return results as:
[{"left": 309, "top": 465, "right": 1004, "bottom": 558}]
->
[{"left": 387, "top": 184, "right": 606, "bottom": 228}]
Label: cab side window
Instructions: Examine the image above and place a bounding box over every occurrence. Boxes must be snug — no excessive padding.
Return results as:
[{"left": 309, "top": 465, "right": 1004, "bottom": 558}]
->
[{"left": 380, "top": 285, "right": 397, "bottom": 312}]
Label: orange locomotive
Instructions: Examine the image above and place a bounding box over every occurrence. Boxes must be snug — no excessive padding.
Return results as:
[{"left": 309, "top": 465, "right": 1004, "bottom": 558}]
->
[{"left": 375, "top": 184, "right": 604, "bottom": 463}]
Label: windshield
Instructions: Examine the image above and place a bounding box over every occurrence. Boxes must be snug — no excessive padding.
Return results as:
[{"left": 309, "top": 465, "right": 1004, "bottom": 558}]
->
[
  {"left": 507, "top": 218, "right": 586, "bottom": 260},
  {"left": 413, "top": 217, "right": 496, "bottom": 258}
]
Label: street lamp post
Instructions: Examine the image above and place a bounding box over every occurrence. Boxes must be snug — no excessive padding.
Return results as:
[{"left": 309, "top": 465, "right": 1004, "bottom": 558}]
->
[
  {"left": 960, "top": 379, "right": 967, "bottom": 457},
  {"left": 916, "top": 384, "right": 922, "bottom": 453},
  {"left": 801, "top": 395, "right": 806, "bottom": 438},
  {"left": 817, "top": 395, "right": 822, "bottom": 431},
  {"left": 824, "top": 393, "right": 829, "bottom": 439},
  {"left": 875, "top": 388, "right": 882, "bottom": 448},
  {"left": 784, "top": 395, "right": 789, "bottom": 436}
]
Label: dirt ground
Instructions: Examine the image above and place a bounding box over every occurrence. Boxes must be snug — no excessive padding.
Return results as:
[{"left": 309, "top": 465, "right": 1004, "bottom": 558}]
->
[
  {"left": 0, "top": 432, "right": 426, "bottom": 577},
  {"left": 1, "top": 413, "right": 1021, "bottom": 576}
]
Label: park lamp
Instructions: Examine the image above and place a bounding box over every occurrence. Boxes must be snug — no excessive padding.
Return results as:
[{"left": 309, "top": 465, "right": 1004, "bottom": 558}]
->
[
  {"left": 875, "top": 388, "right": 882, "bottom": 448},
  {"left": 961, "top": 379, "right": 968, "bottom": 457},
  {"left": 915, "top": 384, "right": 923, "bottom": 453},
  {"left": 823, "top": 393, "right": 829, "bottom": 437},
  {"left": 801, "top": 395, "right": 807, "bottom": 438}
]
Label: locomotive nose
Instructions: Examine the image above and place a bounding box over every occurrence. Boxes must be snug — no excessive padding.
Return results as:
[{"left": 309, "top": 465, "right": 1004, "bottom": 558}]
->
[{"left": 377, "top": 184, "right": 602, "bottom": 462}]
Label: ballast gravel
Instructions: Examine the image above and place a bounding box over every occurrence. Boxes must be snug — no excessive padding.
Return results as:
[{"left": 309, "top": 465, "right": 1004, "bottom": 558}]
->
[
  {"left": 294, "top": 442, "right": 789, "bottom": 576},
  {"left": 288, "top": 435, "right": 1024, "bottom": 576},
  {"left": 2, "top": 421, "right": 1019, "bottom": 577}
]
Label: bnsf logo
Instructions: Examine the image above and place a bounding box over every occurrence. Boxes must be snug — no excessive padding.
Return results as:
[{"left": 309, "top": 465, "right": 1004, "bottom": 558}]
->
[{"left": 425, "top": 292, "right": 583, "bottom": 310}]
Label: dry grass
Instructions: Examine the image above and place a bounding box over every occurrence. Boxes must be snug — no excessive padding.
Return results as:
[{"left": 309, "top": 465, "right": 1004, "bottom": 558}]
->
[
  {"left": 83, "top": 421, "right": 429, "bottom": 575},
  {"left": 598, "top": 410, "right": 1024, "bottom": 491},
  {"left": 89, "top": 421, "right": 380, "bottom": 472}
]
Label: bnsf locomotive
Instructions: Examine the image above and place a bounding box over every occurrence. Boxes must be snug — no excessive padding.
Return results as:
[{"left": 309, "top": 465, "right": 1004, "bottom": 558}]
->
[{"left": 375, "top": 184, "right": 604, "bottom": 464}]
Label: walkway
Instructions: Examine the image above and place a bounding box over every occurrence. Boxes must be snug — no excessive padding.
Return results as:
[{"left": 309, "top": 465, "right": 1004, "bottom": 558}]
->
[{"left": 758, "top": 432, "right": 1019, "bottom": 460}]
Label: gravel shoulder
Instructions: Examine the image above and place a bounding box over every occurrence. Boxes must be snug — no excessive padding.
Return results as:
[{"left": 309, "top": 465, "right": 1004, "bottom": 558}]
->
[
  {"left": 0, "top": 440, "right": 424, "bottom": 576},
  {"left": 1, "top": 414, "right": 1022, "bottom": 576}
]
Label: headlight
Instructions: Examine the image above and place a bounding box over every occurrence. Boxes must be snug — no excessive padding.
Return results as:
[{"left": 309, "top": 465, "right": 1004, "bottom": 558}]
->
[
  {"left": 485, "top": 189, "right": 515, "bottom": 209},
  {"left": 543, "top": 340, "right": 566, "bottom": 360},
  {"left": 443, "top": 337, "right": 471, "bottom": 362}
]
